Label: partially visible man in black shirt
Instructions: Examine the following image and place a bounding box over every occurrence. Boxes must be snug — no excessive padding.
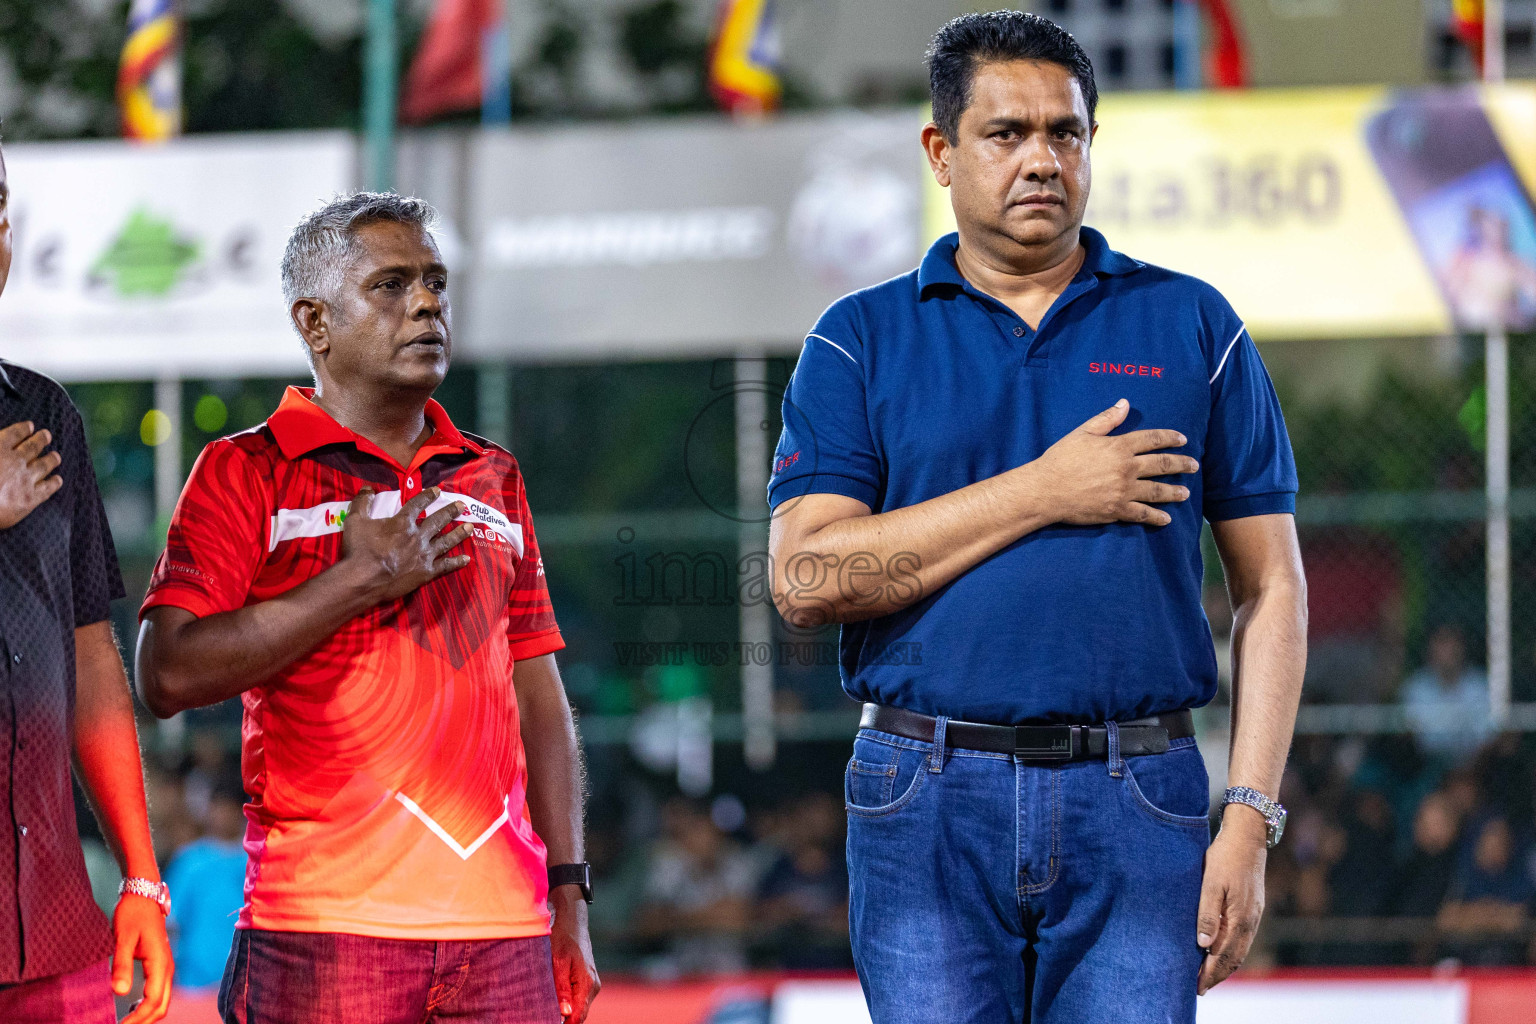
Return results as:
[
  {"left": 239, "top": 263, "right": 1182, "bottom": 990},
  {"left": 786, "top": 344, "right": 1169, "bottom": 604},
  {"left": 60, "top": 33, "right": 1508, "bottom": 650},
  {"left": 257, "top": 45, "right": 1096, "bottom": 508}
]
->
[{"left": 0, "top": 142, "right": 173, "bottom": 1022}]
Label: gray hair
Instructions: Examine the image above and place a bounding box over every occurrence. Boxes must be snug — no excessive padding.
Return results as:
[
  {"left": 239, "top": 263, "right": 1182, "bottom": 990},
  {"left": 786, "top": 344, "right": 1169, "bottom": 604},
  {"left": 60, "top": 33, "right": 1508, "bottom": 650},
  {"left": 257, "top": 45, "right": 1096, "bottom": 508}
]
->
[{"left": 280, "top": 191, "right": 439, "bottom": 309}]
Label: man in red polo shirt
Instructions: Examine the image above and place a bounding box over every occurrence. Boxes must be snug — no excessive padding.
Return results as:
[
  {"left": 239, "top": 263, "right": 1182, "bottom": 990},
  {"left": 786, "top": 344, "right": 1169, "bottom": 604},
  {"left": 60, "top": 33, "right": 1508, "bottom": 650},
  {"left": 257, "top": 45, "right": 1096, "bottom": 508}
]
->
[{"left": 134, "top": 193, "right": 598, "bottom": 1024}]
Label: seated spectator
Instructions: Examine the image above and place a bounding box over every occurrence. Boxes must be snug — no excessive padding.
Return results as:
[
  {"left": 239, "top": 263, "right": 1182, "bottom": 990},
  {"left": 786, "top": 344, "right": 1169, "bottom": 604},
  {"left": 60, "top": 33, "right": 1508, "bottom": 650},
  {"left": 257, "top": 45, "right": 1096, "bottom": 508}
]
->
[
  {"left": 756, "top": 793, "right": 850, "bottom": 968},
  {"left": 1438, "top": 815, "right": 1533, "bottom": 966},
  {"left": 1402, "top": 624, "right": 1493, "bottom": 767},
  {"left": 1385, "top": 791, "right": 1463, "bottom": 965},
  {"left": 632, "top": 799, "right": 760, "bottom": 977},
  {"left": 1388, "top": 792, "right": 1462, "bottom": 917},
  {"left": 164, "top": 777, "right": 249, "bottom": 990},
  {"left": 1328, "top": 788, "right": 1396, "bottom": 917}
]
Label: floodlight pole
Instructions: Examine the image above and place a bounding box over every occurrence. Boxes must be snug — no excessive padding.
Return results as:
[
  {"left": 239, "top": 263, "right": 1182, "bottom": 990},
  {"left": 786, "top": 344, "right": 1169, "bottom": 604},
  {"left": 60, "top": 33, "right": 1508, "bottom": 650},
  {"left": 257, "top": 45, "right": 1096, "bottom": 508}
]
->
[
  {"left": 1485, "top": 0, "right": 1511, "bottom": 726},
  {"left": 364, "top": 0, "right": 397, "bottom": 190}
]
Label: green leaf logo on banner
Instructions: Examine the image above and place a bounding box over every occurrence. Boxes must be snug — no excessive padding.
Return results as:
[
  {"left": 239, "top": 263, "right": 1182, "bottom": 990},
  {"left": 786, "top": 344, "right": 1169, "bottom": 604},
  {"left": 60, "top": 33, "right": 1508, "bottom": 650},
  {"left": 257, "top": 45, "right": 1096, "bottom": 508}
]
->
[{"left": 91, "top": 208, "right": 201, "bottom": 297}]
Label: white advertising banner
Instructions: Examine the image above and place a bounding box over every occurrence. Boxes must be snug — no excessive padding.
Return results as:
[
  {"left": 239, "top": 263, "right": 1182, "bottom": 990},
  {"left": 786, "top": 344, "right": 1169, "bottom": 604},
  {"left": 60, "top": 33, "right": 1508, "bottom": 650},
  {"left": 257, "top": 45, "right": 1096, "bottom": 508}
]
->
[
  {"left": 770, "top": 979, "right": 1468, "bottom": 1024},
  {"left": 0, "top": 133, "right": 353, "bottom": 380}
]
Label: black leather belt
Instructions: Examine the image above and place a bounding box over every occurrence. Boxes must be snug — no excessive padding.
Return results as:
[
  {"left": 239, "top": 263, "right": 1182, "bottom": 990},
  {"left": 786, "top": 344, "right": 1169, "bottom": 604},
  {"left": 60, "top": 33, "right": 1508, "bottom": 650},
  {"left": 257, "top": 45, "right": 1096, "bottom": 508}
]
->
[{"left": 859, "top": 704, "right": 1194, "bottom": 762}]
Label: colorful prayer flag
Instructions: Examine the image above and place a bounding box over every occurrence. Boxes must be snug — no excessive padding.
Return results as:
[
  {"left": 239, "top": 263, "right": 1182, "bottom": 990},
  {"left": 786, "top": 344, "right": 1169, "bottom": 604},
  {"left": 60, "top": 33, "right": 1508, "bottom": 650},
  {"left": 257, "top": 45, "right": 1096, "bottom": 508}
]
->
[
  {"left": 1452, "top": 0, "right": 1487, "bottom": 72},
  {"left": 708, "top": 0, "right": 782, "bottom": 116},
  {"left": 118, "top": 0, "right": 182, "bottom": 142}
]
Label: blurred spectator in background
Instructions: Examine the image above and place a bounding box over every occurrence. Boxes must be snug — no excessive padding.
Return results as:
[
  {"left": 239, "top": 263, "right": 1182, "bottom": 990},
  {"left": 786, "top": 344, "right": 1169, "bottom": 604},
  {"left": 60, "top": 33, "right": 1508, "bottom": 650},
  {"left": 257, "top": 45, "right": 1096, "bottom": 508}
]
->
[
  {"left": 1402, "top": 623, "right": 1493, "bottom": 767},
  {"left": 177, "top": 729, "right": 231, "bottom": 826},
  {"left": 632, "top": 799, "right": 758, "bottom": 977},
  {"left": 1438, "top": 815, "right": 1533, "bottom": 965},
  {"left": 1388, "top": 792, "right": 1464, "bottom": 919},
  {"left": 1327, "top": 787, "right": 1396, "bottom": 918},
  {"left": 1385, "top": 791, "right": 1463, "bottom": 964},
  {"left": 1301, "top": 528, "right": 1404, "bottom": 703},
  {"left": 755, "top": 793, "right": 850, "bottom": 969},
  {"left": 163, "top": 777, "right": 247, "bottom": 991}
]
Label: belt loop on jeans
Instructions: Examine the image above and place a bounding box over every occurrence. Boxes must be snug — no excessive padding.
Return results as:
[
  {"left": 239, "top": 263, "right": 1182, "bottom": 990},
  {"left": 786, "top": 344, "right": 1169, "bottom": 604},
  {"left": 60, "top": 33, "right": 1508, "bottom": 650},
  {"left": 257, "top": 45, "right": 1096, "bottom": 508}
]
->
[
  {"left": 1106, "top": 720, "right": 1124, "bottom": 777},
  {"left": 929, "top": 715, "right": 948, "bottom": 774}
]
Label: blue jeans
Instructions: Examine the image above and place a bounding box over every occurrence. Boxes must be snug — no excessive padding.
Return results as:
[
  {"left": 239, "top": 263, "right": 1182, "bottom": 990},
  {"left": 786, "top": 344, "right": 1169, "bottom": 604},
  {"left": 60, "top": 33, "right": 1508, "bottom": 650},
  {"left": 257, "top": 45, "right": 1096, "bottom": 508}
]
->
[
  {"left": 845, "top": 721, "right": 1211, "bottom": 1024},
  {"left": 218, "top": 930, "right": 560, "bottom": 1024}
]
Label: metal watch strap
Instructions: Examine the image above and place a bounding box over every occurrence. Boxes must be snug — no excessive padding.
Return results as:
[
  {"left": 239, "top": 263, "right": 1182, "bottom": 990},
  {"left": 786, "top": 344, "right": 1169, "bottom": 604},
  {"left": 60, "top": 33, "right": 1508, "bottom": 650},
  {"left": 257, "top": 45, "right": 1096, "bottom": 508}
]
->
[
  {"left": 1222, "top": 786, "right": 1287, "bottom": 848},
  {"left": 119, "top": 877, "right": 171, "bottom": 916},
  {"left": 547, "top": 862, "right": 593, "bottom": 904}
]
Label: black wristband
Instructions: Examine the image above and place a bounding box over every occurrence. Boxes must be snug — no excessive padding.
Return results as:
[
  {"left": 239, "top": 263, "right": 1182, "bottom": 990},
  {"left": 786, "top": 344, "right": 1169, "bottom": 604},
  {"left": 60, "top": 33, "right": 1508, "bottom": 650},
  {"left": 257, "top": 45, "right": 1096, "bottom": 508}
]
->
[{"left": 547, "top": 862, "right": 593, "bottom": 904}]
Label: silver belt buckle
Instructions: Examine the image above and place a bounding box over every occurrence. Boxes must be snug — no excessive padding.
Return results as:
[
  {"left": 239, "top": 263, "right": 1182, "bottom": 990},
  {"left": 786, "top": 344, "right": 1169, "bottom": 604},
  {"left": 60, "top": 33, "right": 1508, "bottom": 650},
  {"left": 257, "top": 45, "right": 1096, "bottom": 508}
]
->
[{"left": 1014, "top": 725, "right": 1075, "bottom": 761}]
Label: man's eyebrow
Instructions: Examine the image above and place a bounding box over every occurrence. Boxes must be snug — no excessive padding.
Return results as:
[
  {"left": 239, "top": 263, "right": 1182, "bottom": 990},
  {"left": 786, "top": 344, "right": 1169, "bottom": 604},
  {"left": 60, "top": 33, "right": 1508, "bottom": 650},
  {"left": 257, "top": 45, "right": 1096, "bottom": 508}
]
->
[
  {"left": 365, "top": 261, "right": 448, "bottom": 279},
  {"left": 979, "top": 116, "right": 1030, "bottom": 133},
  {"left": 977, "top": 114, "right": 1088, "bottom": 135},
  {"left": 1049, "top": 115, "right": 1089, "bottom": 134}
]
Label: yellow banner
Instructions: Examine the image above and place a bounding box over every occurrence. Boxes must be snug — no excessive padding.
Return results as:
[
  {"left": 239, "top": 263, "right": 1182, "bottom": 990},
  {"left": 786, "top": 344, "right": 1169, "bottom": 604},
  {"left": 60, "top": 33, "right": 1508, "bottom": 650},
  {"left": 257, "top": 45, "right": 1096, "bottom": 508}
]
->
[{"left": 925, "top": 84, "right": 1536, "bottom": 339}]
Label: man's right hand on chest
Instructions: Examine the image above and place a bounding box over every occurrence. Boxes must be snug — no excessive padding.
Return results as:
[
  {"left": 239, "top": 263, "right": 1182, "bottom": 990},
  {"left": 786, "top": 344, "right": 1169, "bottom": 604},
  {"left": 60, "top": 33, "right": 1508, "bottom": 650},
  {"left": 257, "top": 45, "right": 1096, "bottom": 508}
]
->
[
  {"left": 339, "top": 487, "right": 474, "bottom": 602},
  {"left": 0, "top": 421, "right": 63, "bottom": 529},
  {"left": 1027, "top": 399, "right": 1200, "bottom": 528}
]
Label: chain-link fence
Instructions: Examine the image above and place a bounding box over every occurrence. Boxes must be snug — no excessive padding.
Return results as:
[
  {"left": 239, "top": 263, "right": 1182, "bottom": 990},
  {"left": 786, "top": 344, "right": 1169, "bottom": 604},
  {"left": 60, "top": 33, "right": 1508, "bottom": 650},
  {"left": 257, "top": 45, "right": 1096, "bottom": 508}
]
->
[{"left": 63, "top": 331, "right": 1536, "bottom": 972}]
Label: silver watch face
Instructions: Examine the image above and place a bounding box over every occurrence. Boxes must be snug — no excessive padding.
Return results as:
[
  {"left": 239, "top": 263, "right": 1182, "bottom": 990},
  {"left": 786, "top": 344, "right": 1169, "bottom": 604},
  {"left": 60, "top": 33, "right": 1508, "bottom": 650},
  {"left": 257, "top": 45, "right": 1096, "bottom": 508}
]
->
[{"left": 1267, "top": 807, "right": 1287, "bottom": 848}]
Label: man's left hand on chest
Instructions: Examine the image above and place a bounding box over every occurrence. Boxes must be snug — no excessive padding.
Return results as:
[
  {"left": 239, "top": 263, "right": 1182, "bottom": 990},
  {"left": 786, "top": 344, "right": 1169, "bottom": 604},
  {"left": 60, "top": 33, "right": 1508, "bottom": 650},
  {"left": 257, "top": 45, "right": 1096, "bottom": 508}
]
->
[{"left": 1195, "top": 806, "right": 1268, "bottom": 996}]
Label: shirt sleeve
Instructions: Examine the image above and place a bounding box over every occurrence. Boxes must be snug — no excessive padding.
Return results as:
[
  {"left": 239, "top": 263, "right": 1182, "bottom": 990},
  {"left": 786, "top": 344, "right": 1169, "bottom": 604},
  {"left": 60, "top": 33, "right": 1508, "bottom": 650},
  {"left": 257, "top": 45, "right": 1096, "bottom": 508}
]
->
[
  {"left": 506, "top": 473, "right": 564, "bottom": 661},
  {"left": 1202, "top": 313, "right": 1299, "bottom": 523},
  {"left": 140, "top": 440, "right": 269, "bottom": 621},
  {"left": 767, "top": 298, "right": 882, "bottom": 511},
  {"left": 59, "top": 397, "right": 126, "bottom": 627}
]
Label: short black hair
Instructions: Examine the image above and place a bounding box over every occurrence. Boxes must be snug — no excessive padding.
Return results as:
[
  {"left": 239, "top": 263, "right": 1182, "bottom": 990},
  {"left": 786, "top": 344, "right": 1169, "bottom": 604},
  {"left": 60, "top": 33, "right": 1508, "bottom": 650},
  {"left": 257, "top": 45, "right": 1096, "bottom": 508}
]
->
[{"left": 926, "top": 11, "right": 1098, "bottom": 141}]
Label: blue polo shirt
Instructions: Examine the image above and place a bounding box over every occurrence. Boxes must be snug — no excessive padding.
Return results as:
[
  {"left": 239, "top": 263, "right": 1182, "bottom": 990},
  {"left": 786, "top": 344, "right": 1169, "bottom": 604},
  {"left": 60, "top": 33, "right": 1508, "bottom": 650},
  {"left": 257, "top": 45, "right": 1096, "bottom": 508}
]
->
[{"left": 768, "top": 228, "right": 1296, "bottom": 725}]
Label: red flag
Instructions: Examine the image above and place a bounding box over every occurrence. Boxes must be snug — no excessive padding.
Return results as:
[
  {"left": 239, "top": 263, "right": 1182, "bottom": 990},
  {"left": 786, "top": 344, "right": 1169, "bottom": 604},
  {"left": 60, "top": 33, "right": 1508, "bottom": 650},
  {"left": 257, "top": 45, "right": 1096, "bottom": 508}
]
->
[
  {"left": 1200, "top": 0, "right": 1247, "bottom": 88},
  {"left": 401, "top": 0, "right": 504, "bottom": 124}
]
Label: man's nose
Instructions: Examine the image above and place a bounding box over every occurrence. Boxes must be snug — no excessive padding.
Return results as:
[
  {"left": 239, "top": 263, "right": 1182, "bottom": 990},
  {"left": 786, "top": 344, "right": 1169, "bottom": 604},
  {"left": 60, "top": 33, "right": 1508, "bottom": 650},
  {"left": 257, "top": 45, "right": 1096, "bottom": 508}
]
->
[
  {"left": 1018, "top": 134, "right": 1061, "bottom": 181},
  {"left": 408, "top": 281, "right": 443, "bottom": 318}
]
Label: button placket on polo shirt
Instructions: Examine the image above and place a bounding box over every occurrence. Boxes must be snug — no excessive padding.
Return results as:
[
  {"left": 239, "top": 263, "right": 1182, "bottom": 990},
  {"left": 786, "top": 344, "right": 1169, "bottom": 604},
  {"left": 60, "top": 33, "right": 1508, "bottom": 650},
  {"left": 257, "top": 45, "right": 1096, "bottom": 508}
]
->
[{"left": 1024, "top": 272, "right": 1103, "bottom": 369}]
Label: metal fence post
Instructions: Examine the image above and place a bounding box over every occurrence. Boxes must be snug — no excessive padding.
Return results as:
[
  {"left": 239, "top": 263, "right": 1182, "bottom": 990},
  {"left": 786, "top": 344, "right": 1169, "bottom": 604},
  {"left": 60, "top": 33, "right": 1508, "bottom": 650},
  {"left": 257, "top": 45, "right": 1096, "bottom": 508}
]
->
[
  {"left": 365, "top": 0, "right": 397, "bottom": 191},
  {"left": 736, "top": 355, "right": 775, "bottom": 770},
  {"left": 1485, "top": 0, "right": 1510, "bottom": 726}
]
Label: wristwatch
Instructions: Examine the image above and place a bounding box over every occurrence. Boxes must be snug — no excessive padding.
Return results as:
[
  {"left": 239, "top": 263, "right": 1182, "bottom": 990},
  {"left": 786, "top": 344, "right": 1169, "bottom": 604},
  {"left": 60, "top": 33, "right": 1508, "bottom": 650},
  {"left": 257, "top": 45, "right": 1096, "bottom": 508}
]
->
[
  {"left": 119, "top": 877, "right": 172, "bottom": 917},
  {"left": 547, "top": 862, "right": 593, "bottom": 904},
  {"left": 1222, "top": 786, "right": 1287, "bottom": 848}
]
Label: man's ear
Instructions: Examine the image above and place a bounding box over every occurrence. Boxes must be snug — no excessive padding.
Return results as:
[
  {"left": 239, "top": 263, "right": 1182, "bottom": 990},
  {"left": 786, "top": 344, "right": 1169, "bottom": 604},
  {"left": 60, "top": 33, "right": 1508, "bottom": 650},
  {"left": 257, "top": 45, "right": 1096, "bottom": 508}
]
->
[
  {"left": 292, "top": 299, "right": 330, "bottom": 362},
  {"left": 921, "top": 122, "right": 952, "bottom": 189}
]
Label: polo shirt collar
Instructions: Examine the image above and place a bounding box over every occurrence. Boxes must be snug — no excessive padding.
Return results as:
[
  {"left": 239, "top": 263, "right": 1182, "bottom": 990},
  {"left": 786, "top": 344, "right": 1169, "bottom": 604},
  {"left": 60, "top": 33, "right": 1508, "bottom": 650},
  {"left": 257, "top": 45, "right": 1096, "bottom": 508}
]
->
[
  {"left": 0, "top": 361, "right": 17, "bottom": 398},
  {"left": 917, "top": 226, "right": 1143, "bottom": 298},
  {"left": 267, "top": 386, "right": 485, "bottom": 464}
]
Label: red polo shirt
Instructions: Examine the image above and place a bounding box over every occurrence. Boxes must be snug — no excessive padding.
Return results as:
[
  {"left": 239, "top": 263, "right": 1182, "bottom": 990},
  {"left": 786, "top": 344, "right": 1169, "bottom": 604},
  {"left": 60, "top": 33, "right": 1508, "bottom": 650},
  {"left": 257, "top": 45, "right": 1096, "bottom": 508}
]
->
[{"left": 141, "top": 387, "right": 562, "bottom": 939}]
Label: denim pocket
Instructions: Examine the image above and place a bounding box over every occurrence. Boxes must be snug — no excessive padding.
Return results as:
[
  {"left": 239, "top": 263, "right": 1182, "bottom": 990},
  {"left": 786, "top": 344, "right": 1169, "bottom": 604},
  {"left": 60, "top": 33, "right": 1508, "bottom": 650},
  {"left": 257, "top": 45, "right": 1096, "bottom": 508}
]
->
[
  {"left": 847, "top": 758, "right": 896, "bottom": 808},
  {"left": 845, "top": 735, "right": 928, "bottom": 818},
  {"left": 1122, "top": 740, "right": 1211, "bottom": 831}
]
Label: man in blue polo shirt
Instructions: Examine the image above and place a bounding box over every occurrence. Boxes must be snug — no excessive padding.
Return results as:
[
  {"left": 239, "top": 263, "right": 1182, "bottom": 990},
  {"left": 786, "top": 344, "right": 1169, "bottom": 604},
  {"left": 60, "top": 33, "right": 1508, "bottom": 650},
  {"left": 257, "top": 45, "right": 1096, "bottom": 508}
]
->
[{"left": 768, "top": 13, "right": 1307, "bottom": 1024}]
